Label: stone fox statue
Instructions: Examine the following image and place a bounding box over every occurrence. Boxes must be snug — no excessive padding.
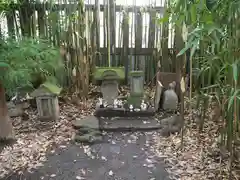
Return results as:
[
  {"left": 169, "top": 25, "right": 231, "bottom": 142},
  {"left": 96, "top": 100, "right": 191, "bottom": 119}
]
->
[{"left": 162, "top": 81, "right": 178, "bottom": 111}]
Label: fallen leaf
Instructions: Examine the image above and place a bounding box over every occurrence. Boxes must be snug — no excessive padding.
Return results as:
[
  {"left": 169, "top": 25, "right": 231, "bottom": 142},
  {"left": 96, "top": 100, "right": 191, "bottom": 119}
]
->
[
  {"left": 76, "top": 176, "right": 85, "bottom": 180},
  {"left": 101, "top": 156, "right": 107, "bottom": 161},
  {"left": 50, "top": 174, "right": 56, "bottom": 177},
  {"left": 108, "top": 170, "right": 113, "bottom": 176}
]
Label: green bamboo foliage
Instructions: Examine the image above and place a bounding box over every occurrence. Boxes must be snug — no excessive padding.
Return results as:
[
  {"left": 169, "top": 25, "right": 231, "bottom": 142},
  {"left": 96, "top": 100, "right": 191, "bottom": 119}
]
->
[
  {"left": 161, "top": 0, "right": 240, "bottom": 177},
  {"left": 1, "top": 0, "right": 170, "bottom": 87}
]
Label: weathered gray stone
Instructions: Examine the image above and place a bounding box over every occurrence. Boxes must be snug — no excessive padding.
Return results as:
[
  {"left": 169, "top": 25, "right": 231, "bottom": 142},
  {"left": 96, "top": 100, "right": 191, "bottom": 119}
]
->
[
  {"left": 36, "top": 96, "right": 60, "bottom": 121},
  {"left": 72, "top": 116, "right": 99, "bottom": 130},
  {"left": 130, "top": 75, "right": 144, "bottom": 94},
  {"left": 159, "top": 115, "right": 183, "bottom": 136},
  {"left": 169, "top": 125, "right": 181, "bottom": 133},
  {"left": 162, "top": 82, "right": 178, "bottom": 110},
  {"left": 99, "top": 117, "right": 161, "bottom": 131},
  {"left": 73, "top": 133, "right": 102, "bottom": 143},
  {"left": 161, "top": 115, "right": 183, "bottom": 125},
  {"left": 8, "top": 107, "right": 23, "bottom": 117},
  {"left": 76, "top": 128, "right": 101, "bottom": 136},
  {"left": 100, "top": 80, "right": 118, "bottom": 105},
  {"left": 72, "top": 116, "right": 102, "bottom": 143},
  {"left": 7, "top": 101, "right": 29, "bottom": 117},
  {"left": 160, "top": 128, "right": 171, "bottom": 137}
]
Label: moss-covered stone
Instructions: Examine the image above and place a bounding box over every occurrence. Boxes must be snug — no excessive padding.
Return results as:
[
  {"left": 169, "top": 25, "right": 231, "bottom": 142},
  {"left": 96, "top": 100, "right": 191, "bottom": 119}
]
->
[
  {"left": 74, "top": 134, "right": 102, "bottom": 143},
  {"left": 93, "top": 67, "right": 125, "bottom": 81},
  {"left": 129, "top": 70, "right": 144, "bottom": 77},
  {"left": 72, "top": 116, "right": 99, "bottom": 130},
  {"left": 127, "top": 96, "right": 143, "bottom": 108},
  {"left": 41, "top": 82, "right": 62, "bottom": 95},
  {"left": 30, "top": 82, "right": 62, "bottom": 97},
  {"left": 76, "top": 128, "right": 102, "bottom": 136},
  {"left": 72, "top": 116, "right": 102, "bottom": 144},
  {"left": 127, "top": 93, "right": 149, "bottom": 108}
]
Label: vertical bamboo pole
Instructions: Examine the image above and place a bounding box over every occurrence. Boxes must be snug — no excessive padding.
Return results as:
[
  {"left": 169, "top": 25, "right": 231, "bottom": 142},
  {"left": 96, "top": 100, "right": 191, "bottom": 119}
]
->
[{"left": 107, "top": 0, "right": 111, "bottom": 67}]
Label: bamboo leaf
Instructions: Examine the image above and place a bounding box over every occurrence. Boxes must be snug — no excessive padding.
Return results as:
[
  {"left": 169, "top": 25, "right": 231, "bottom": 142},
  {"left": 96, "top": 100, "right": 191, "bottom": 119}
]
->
[
  {"left": 158, "top": 14, "right": 170, "bottom": 24},
  {"left": 190, "top": 43, "right": 197, "bottom": 59},
  {"left": 177, "top": 38, "right": 199, "bottom": 57},
  {"left": 175, "top": 0, "right": 183, "bottom": 13},
  {"left": 190, "top": 5, "right": 197, "bottom": 23},
  {"left": 232, "top": 63, "right": 238, "bottom": 82},
  {"left": 228, "top": 90, "right": 240, "bottom": 111},
  {"left": 0, "top": 62, "right": 9, "bottom": 69},
  {"left": 201, "top": 84, "right": 220, "bottom": 90},
  {"left": 211, "top": 31, "right": 220, "bottom": 45},
  {"left": 177, "top": 45, "right": 190, "bottom": 57}
]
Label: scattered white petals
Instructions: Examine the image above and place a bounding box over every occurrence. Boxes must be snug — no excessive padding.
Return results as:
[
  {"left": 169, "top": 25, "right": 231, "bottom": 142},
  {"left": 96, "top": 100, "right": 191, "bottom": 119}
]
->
[
  {"left": 101, "top": 156, "right": 107, "bottom": 161},
  {"left": 108, "top": 170, "right": 113, "bottom": 176},
  {"left": 50, "top": 174, "right": 56, "bottom": 177}
]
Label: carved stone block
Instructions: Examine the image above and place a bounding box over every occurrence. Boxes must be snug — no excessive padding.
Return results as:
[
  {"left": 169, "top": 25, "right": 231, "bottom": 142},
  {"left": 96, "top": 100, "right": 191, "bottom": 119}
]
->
[
  {"left": 36, "top": 95, "right": 59, "bottom": 121},
  {"left": 100, "top": 80, "right": 118, "bottom": 105}
]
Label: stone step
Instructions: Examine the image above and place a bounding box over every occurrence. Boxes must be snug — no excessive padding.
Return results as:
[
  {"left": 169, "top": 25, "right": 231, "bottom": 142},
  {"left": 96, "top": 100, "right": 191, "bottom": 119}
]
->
[
  {"left": 94, "top": 107, "right": 155, "bottom": 117},
  {"left": 72, "top": 114, "right": 183, "bottom": 138},
  {"left": 98, "top": 115, "right": 183, "bottom": 136},
  {"left": 99, "top": 117, "right": 162, "bottom": 131}
]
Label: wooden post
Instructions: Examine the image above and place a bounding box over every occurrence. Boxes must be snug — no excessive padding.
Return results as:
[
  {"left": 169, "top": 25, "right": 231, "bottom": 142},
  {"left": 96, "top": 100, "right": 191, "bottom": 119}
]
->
[
  {"left": 135, "top": 10, "right": 142, "bottom": 70},
  {"left": 0, "top": 81, "right": 14, "bottom": 140},
  {"left": 147, "top": 8, "right": 156, "bottom": 82},
  {"left": 174, "top": 26, "right": 185, "bottom": 148},
  {"left": 109, "top": 0, "right": 116, "bottom": 65},
  {"left": 122, "top": 10, "right": 129, "bottom": 83}
]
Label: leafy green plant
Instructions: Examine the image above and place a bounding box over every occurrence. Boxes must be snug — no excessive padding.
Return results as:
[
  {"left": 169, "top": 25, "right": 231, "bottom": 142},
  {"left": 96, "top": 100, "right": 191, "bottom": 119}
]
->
[
  {"left": 0, "top": 37, "right": 63, "bottom": 96},
  {"left": 0, "top": 36, "right": 63, "bottom": 141}
]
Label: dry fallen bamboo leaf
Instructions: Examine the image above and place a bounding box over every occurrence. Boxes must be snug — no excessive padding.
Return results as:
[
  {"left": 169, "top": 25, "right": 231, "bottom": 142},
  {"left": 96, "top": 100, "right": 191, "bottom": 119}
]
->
[
  {"left": 0, "top": 99, "right": 95, "bottom": 179},
  {"left": 150, "top": 104, "right": 240, "bottom": 180}
]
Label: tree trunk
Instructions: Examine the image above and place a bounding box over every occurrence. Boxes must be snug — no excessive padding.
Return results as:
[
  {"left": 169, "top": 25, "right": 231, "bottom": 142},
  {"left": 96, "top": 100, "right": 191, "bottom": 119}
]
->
[{"left": 0, "top": 81, "right": 14, "bottom": 140}]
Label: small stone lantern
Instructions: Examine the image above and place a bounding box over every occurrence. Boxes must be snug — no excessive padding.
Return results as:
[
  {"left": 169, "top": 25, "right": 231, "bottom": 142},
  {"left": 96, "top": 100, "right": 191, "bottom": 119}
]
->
[{"left": 30, "top": 82, "right": 62, "bottom": 121}]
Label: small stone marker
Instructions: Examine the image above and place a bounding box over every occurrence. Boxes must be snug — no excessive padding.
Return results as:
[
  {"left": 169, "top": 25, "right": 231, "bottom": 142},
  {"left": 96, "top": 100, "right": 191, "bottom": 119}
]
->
[
  {"left": 162, "top": 81, "right": 178, "bottom": 111},
  {"left": 128, "top": 71, "right": 145, "bottom": 108},
  {"left": 30, "top": 82, "right": 61, "bottom": 121},
  {"left": 100, "top": 80, "right": 118, "bottom": 106},
  {"left": 130, "top": 74, "right": 144, "bottom": 95}
]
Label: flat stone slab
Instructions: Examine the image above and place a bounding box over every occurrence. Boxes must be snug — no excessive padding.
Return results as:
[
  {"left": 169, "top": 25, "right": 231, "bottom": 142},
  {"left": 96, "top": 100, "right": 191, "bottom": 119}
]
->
[
  {"left": 94, "top": 107, "right": 155, "bottom": 117},
  {"left": 99, "top": 115, "right": 183, "bottom": 136},
  {"left": 72, "top": 115, "right": 99, "bottom": 130},
  {"left": 73, "top": 133, "right": 103, "bottom": 144},
  {"left": 99, "top": 117, "right": 162, "bottom": 131}
]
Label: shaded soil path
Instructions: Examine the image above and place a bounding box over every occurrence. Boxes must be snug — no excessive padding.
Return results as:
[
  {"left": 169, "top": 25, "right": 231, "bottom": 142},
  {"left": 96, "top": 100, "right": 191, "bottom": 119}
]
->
[{"left": 6, "top": 132, "right": 170, "bottom": 180}]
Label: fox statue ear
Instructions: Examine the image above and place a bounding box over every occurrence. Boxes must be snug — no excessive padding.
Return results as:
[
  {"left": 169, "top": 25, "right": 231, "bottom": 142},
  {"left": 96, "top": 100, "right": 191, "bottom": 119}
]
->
[
  {"left": 168, "top": 83, "right": 174, "bottom": 89},
  {"left": 172, "top": 81, "right": 176, "bottom": 88}
]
